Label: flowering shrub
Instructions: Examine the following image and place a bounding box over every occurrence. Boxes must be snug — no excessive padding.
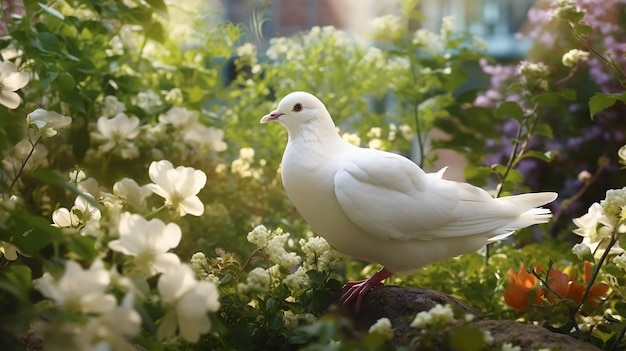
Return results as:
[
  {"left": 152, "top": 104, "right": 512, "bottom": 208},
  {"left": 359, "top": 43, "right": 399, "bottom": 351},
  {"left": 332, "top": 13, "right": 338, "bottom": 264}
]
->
[{"left": 0, "top": 0, "right": 625, "bottom": 350}]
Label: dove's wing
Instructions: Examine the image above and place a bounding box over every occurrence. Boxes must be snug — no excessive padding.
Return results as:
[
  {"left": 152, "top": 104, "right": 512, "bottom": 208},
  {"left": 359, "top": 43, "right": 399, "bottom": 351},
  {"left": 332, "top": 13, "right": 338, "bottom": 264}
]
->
[{"left": 334, "top": 148, "right": 515, "bottom": 241}]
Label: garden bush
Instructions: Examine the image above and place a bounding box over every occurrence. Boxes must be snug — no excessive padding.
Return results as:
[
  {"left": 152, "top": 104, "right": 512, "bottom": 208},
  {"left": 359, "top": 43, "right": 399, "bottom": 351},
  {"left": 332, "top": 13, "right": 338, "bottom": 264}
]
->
[{"left": 0, "top": 0, "right": 625, "bottom": 350}]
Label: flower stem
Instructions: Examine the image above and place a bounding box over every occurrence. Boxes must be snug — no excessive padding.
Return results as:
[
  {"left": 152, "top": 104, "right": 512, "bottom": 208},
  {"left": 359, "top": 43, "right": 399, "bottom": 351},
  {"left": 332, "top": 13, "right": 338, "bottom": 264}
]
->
[
  {"left": 144, "top": 203, "right": 169, "bottom": 219},
  {"left": 10, "top": 135, "right": 42, "bottom": 190}
]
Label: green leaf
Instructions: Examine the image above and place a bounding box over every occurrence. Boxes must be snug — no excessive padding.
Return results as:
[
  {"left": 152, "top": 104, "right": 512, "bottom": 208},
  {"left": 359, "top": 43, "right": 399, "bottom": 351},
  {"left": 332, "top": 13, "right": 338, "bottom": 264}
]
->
[
  {"left": 0, "top": 207, "right": 64, "bottom": 256},
  {"left": 519, "top": 150, "right": 552, "bottom": 162},
  {"left": 450, "top": 325, "right": 485, "bottom": 351},
  {"left": 561, "top": 88, "right": 577, "bottom": 100},
  {"left": 33, "top": 168, "right": 103, "bottom": 211},
  {"left": 306, "top": 270, "right": 326, "bottom": 285},
  {"left": 494, "top": 101, "right": 524, "bottom": 120},
  {"left": 573, "top": 23, "right": 594, "bottom": 36},
  {"left": 65, "top": 235, "right": 98, "bottom": 261},
  {"left": 145, "top": 0, "right": 169, "bottom": 18},
  {"left": 534, "top": 123, "right": 553, "bottom": 138},
  {"left": 188, "top": 86, "right": 204, "bottom": 103},
  {"left": 588, "top": 93, "right": 625, "bottom": 119},
  {"left": 38, "top": 2, "right": 65, "bottom": 20}
]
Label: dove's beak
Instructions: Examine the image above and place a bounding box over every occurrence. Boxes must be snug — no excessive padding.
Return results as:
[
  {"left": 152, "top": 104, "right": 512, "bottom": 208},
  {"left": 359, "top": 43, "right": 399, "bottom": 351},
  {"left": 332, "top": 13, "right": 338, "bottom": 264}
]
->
[{"left": 260, "top": 110, "right": 284, "bottom": 124}]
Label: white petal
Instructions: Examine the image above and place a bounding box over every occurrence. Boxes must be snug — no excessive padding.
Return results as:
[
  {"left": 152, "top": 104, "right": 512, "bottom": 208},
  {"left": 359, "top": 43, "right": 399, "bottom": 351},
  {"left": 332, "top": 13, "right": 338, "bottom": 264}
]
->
[
  {"left": 81, "top": 293, "right": 117, "bottom": 313},
  {"left": 52, "top": 207, "right": 76, "bottom": 227},
  {"left": 155, "top": 222, "right": 182, "bottom": 251},
  {"left": 178, "top": 196, "right": 204, "bottom": 216},
  {"left": 149, "top": 160, "right": 177, "bottom": 195},
  {"left": 157, "top": 264, "right": 196, "bottom": 302},
  {"left": 107, "top": 239, "right": 135, "bottom": 255},
  {"left": 2, "top": 70, "right": 29, "bottom": 90},
  {"left": 0, "top": 91, "right": 21, "bottom": 109},
  {"left": 146, "top": 183, "right": 170, "bottom": 201},
  {"left": 152, "top": 253, "right": 181, "bottom": 274},
  {"left": 157, "top": 310, "right": 178, "bottom": 341}
]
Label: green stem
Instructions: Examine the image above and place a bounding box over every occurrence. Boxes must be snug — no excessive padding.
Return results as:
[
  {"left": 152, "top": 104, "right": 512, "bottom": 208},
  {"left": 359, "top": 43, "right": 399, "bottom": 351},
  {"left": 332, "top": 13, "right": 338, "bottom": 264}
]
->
[
  {"left": 144, "top": 203, "right": 169, "bottom": 219},
  {"left": 609, "top": 324, "right": 626, "bottom": 351},
  {"left": 10, "top": 135, "right": 42, "bottom": 190},
  {"left": 574, "top": 229, "right": 618, "bottom": 313}
]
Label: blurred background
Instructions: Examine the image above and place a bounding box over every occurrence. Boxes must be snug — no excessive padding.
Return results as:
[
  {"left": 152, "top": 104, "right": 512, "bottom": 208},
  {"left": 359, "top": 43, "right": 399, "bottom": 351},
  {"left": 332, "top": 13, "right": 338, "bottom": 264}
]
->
[{"left": 221, "top": 0, "right": 535, "bottom": 58}]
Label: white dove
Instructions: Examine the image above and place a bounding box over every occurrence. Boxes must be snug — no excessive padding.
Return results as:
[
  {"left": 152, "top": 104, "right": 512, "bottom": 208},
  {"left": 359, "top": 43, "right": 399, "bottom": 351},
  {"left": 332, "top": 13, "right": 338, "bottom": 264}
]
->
[{"left": 260, "top": 91, "right": 557, "bottom": 312}]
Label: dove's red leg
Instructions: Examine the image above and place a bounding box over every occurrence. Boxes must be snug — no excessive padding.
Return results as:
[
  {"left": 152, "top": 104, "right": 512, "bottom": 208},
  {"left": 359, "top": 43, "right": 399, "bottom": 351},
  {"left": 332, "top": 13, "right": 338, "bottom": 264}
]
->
[{"left": 340, "top": 267, "right": 393, "bottom": 313}]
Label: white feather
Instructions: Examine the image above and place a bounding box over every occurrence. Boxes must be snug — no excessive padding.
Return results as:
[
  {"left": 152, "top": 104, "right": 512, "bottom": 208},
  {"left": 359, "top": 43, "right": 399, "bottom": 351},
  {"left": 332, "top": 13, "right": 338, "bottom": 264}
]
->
[{"left": 262, "top": 91, "right": 558, "bottom": 273}]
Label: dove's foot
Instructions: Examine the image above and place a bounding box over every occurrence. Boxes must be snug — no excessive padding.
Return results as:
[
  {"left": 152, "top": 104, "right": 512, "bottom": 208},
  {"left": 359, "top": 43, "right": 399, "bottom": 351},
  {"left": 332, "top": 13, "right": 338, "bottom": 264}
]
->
[{"left": 340, "top": 267, "right": 393, "bottom": 313}]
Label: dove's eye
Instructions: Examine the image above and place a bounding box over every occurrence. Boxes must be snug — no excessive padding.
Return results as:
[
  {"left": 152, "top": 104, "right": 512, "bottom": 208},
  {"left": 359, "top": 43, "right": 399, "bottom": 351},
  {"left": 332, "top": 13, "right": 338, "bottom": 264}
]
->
[{"left": 293, "top": 103, "right": 303, "bottom": 112}]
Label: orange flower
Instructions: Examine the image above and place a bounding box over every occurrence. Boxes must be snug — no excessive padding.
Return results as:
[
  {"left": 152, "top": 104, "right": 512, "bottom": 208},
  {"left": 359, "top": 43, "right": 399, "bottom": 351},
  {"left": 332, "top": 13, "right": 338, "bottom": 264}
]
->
[
  {"left": 504, "top": 261, "right": 610, "bottom": 311},
  {"left": 504, "top": 262, "right": 542, "bottom": 310},
  {"left": 544, "top": 268, "right": 570, "bottom": 301},
  {"left": 569, "top": 261, "right": 610, "bottom": 304}
]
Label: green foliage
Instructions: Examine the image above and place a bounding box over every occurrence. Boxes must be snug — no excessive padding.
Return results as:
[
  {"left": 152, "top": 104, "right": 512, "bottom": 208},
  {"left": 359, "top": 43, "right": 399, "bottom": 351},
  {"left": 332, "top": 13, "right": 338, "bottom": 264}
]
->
[{"left": 0, "top": 0, "right": 625, "bottom": 350}]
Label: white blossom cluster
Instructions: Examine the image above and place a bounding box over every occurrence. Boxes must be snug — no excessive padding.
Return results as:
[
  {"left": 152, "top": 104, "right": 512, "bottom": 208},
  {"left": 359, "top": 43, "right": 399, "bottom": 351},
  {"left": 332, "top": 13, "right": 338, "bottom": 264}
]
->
[
  {"left": 573, "top": 186, "right": 626, "bottom": 275},
  {"left": 87, "top": 95, "right": 227, "bottom": 162},
  {"left": 24, "top": 158, "right": 218, "bottom": 348},
  {"left": 410, "top": 303, "right": 455, "bottom": 329},
  {"left": 230, "top": 147, "right": 265, "bottom": 179}
]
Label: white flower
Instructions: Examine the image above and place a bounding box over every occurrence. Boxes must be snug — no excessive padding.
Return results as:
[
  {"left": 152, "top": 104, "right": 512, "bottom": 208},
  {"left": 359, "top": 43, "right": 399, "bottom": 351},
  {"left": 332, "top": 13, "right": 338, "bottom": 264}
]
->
[
  {"left": 52, "top": 207, "right": 79, "bottom": 228},
  {"left": 341, "top": 132, "right": 361, "bottom": 146},
  {"left": 135, "top": 90, "right": 162, "bottom": 112},
  {"left": 183, "top": 125, "right": 227, "bottom": 152},
  {"left": 500, "top": 343, "right": 522, "bottom": 351},
  {"left": 299, "top": 235, "right": 343, "bottom": 271},
  {"left": 158, "top": 106, "right": 199, "bottom": 128},
  {"left": 0, "top": 61, "right": 29, "bottom": 109},
  {"left": 440, "top": 16, "right": 455, "bottom": 39},
  {"left": 562, "top": 49, "right": 589, "bottom": 67},
  {"left": 235, "top": 42, "right": 257, "bottom": 67},
  {"left": 147, "top": 160, "right": 207, "bottom": 216},
  {"left": 368, "top": 318, "right": 394, "bottom": 340},
  {"left": 601, "top": 187, "right": 626, "bottom": 219},
  {"left": 52, "top": 193, "right": 101, "bottom": 228},
  {"left": 482, "top": 330, "right": 494, "bottom": 345},
  {"left": 618, "top": 145, "right": 626, "bottom": 165},
  {"left": 237, "top": 267, "right": 271, "bottom": 296},
  {"left": 113, "top": 178, "right": 152, "bottom": 210},
  {"left": 366, "top": 127, "right": 382, "bottom": 139},
  {"left": 613, "top": 254, "right": 626, "bottom": 271},
  {"left": 572, "top": 203, "right": 613, "bottom": 243},
  {"left": 157, "top": 264, "right": 220, "bottom": 343},
  {"left": 369, "top": 15, "right": 402, "bottom": 43},
  {"left": 92, "top": 113, "right": 140, "bottom": 153},
  {"left": 399, "top": 124, "right": 413, "bottom": 140},
  {"left": 247, "top": 225, "right": 271, "bottom": 248},
  {"left": 69, "top": 169, "right": 86, "bottom": 183},
  {"left": 572, "top": 242, "right": 592, "bottom": 260},
  {"left": 410, "top": 304, "right": 455, "bottom": 328},
  {"left": 368, "top": 138, "right": 384, "bottom": 150},
  {"left": 108, "top": 212, "right": 181, "bottom": 275},
  {"left": 26, "top": 109, "right": 72, "bottom": 137},
  {"left": 231, "top": 148, "right": 261, "bottom": 179},
  {"left": 33, "top": 259, "right": 116, "bottom": 314},
  {"left": 266, "top": 231, "right": 301, "bottom": 269},
  {"left": 0, "top": 241, "right": 20, "bottom": 261},
  {"left": 79, "top": 292, "right": 142, "bottom": 351},
  {"left": 283, "top": 310, "right": 299, "bottom": 329},
  {"left": 102, "top": 95, "right": 126, "bottom": 117},
  {"left": 283, "top": 266, "right": 310, "bottom": 295},
  {"left": 164, "top": 88, "right": 183, "bottom": 104}
]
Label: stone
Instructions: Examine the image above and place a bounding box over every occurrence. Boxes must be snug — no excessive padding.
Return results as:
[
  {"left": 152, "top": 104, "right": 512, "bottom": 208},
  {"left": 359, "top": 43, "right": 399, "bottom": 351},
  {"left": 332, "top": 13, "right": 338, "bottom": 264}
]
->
[{"left": 345, "top": 285, "right": 602, "bottom": 351}]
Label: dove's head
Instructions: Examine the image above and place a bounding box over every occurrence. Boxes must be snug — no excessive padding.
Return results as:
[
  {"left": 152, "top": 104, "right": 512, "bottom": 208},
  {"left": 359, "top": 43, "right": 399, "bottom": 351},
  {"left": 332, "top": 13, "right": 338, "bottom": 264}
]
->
[{"left": 260, "top": 91, "right": 334, "bottom": 133}]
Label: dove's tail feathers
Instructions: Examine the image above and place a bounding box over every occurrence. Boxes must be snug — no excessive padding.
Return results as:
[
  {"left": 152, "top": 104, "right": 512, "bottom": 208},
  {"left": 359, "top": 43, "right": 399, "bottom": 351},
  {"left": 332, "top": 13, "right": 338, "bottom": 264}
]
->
[{"left": 487, "top": 192, "right": 558, "bottom": 241}]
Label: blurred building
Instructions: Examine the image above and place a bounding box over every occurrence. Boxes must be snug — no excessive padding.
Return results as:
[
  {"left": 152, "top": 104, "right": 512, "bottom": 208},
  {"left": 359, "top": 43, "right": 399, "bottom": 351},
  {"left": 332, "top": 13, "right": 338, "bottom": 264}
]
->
[{"left": 223, "top": 0, "right": 535, "bottom": 58}]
